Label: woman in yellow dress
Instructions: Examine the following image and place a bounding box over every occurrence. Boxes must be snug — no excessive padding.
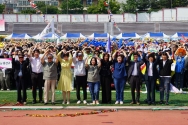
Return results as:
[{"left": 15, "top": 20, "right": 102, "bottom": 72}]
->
[{"left": 57, "top": 49, "right": 73, "bottom": 104}]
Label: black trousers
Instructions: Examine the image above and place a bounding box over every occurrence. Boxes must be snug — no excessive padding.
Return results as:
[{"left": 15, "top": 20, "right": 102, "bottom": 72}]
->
[
  {"left": 16, "top": 77, "right": 27, "bottom": 102},
  {"left": 184, "top": 70, "right": 188, "bottom": 88},
  {"left": 31, "top": 72, "right": 43, "bottom": 101},
  {"left": 100, "top": 76, "right": 111, "bottom": 103},
  {"left": 146, "top": 76, "right": 156, "bottom": 103},
  {"left": 130, "top": 76, "right": 141, "bottom": 103},
  {"left": 75, "top": 75, "right": 87, "bottom": 100}
]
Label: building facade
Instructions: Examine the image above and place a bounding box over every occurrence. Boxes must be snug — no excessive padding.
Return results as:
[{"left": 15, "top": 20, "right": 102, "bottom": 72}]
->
[{"left": 2, "top": 0, "right": 58, "bottom": 13}]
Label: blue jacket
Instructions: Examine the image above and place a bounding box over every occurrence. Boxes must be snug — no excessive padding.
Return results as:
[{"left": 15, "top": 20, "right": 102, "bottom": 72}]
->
[
  {"left": 113, "top": 58, "right": 127, "bottom": 79},
  {"left": 175, "top": 56, "right": 185, "bottom": 73}
]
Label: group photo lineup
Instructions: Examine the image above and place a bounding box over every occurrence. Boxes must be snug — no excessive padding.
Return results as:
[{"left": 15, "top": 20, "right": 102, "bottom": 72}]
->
[{"left": 0, "top": 0, "right": 188, "bottom": 125}]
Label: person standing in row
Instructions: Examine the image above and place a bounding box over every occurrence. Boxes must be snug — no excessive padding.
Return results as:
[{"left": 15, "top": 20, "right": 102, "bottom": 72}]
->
[
  {"left": 28, "top": 47, "right": 43, "bottom": 104},
  {"left": 128, "top": 52, "right": 144, "bottom": 105},
  {"left": 158, "top": 52, "right": 173, "bottom": 105},
  {"left": 174, "top": 51, "right": 185, "bottom": 92},
  {"left": 41, "top": 49, "right": 58, "bottom": 105},
  {"left": 85, "top": 56, "right": 101, "bottom": 105},
  {"left": 73, "top": 51, "right": 87, "bottom": 104},
  {"left": 57, "top": 49, "right": 73, "bottom": 104},
  {"left": 112, "top": 50, "right": 127, "bottom": 105},
  {"left": 100, "top": 53, "right": 112, "bottom": 104},
  {"left": 145, "top": 53, "right": 159, "bottom": 105},
  {"left": 0, "top": 52, "right": 12, "bottom": 91},
  {"left": 12, "top": 54, "right": 29, "bottom": 104}
]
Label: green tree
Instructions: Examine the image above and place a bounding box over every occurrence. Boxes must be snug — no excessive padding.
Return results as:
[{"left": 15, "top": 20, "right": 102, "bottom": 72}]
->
[
  {"left": 121, "top": 0, "right": 137, "bottom": 13},
  {"left": 171, "top": 0, "right": 188, "bottom": 8},
  {"left": 36, "top": 2, "right": 59, "bottom": 14},
  {"left": 20, "top": 9, "right": 36, "bottom": 14},
  {"left": 0, "top": 4, "right": 5, "bottom": 14},
  {"left": 36, "top": 1, "right": 46, "bottom": 9},
  {"left": 61, "top": 0, "right": 83, "bottom": 14},
  {"left": 40, "top": 5, "right": 59, "bottom": 14},
  {"left": 150, "top": 0, "right": 160, "bottom": 10},
  {"left": 87, "top": 0, "right": 120, "bottom": 14},
  {"left": 137, "top": 0, "right": 150, "bottom": 11}
]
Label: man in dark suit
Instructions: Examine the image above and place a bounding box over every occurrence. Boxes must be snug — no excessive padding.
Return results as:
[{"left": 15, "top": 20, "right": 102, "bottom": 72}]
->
[
  {"left": 127, "top": 52, "right": 144, "bottom": 105},
  {"left": 12, "top": 54, "right": 29, "bottom": 104},
  {"left": 145, "top": 53, "right": 159, "bottom": 105},
  {"left": 158, "top": 52, "right": 173, "bottom": 105}
]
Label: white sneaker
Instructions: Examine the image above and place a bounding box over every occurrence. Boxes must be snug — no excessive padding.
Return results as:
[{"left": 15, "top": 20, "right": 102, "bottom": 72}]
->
[
  {"left": 96, "top": 101, "right": 100, "bottom": 105},
  {"left": 1, "top": 89, "right": 3, "bottom": 91},
  {"left": 180, "top": 88, "right": 183, "bottom": 93},
  {"left": 77, "top": 100, "right": 81, "bottom": 104},
  {"left": 67, "top": 101, "right": 70, "bottom": 104},
  {"left": 83, "top": 100, "right": 87, "bottom": 104},
  {"left": 23, "top": 102, "right": 27, "bottom": 105},
  {"left": 120, "top": 101, "right": 123, "bottom": 105},
  {"left": 62, "top": 101, "right": 66, "bottom": 104},
  {"left": 7, "top": 89, "right": 10, "bottom": 91},
  {"left": 87, "top": 88, "right": 89, "bottom": 92},
  {"left": 115, "top": 101, "right": 119, "bottom": 104},
  {"left": 92, "top": 101, "right": 96, "bottom": 105}
]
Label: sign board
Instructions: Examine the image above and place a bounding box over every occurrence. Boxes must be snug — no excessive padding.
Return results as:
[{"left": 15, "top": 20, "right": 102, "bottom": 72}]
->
[{"left": 0, "top": 58, "right": 12, "bottom": 68}]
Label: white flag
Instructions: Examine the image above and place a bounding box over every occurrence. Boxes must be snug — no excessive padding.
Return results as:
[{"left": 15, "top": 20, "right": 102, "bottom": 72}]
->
[{"left": 39, "top": 18, "right": 55, "bottom": 38}]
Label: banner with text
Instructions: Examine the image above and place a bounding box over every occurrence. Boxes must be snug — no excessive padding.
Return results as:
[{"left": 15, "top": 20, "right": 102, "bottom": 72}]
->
[{"left": 0, "top": 58, "right": 12, "bottom": 68}]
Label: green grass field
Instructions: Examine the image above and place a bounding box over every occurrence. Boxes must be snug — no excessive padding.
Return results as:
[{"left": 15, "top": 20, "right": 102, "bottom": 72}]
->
[{"left": 0, "top": 85, "right": 187, "bottom": 106}]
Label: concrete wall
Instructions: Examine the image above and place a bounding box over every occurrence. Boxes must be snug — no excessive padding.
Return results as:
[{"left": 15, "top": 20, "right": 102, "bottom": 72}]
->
[{"left": 1, "top": 7, "right": 188, "bottom": 23}]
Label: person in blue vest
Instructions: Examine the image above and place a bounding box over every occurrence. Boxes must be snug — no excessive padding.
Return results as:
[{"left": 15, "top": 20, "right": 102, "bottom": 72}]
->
[{"left": 175, "top": 51, "right": 185, "bottom": 92}]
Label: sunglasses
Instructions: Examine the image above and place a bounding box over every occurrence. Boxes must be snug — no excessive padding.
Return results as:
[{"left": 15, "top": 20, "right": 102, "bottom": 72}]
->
[
  {"left": 48, "top": 58, "right": 52, "bottom": 59},
  {"left": 19, "top": 57, "right": 23, "bottom": 58}
]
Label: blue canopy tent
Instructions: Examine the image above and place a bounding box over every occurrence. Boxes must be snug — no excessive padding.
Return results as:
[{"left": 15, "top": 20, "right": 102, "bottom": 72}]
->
[
  {"left": 5, "top": 33, "right": 20, "bottom": 39},
  {"left": 171, "top": 32, "right": 188, "bottom": 38},
  {"left": 60, "top": 33, "right": 86, "bottom": 39},
  {"left": 16, "top": 33, "right": 32, "bottom": 39},
  {"left": 143, "top": 32, "right": 170, "bottom": 38},
  {"left": 116, "top": 32, "right": 141, "bottom": 39},
  {"left": 88, "top": 33, "right": 113, "bottom": 39},
  {"left": 42, "top": 33, "right": 60, "bottom": 39}
]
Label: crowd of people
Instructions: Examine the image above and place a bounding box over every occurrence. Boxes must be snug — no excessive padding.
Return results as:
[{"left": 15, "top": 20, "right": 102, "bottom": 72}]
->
[{"left": 0, "top": 39, "right": 187, "bottom": 105}]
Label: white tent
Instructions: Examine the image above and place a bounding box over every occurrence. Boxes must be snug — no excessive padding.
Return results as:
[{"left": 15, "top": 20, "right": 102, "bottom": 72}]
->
[
  {"left": 171, "top": 32, "right": 188, "bottom": 38},
  {"left": 116, "top": 32, "right": 141, "bottom": 39},
  {"left": 60, "top": 33, "right": 86, "bottom": 39},
  {"left": 32, "top": 34, "right": 41, "bottom": 39},
  {"left": 5, "top": 33, "right": 20, "bottom": 39},
  {"left": 42, "top": 33, "right": 59, "bottom": 39},
  {"left": 16, "top": 33, "right": 31, "bottom": 39},
  {"left": 88, "top": 33, "right": 113, "bottom": 39},
  {"left": 143, "top": 32, "right": 170, "bottom": 38}
]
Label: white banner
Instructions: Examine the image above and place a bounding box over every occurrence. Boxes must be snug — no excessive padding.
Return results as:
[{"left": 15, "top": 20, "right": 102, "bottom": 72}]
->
[{"left": 0, "top": 58, "right": 12, "bottom": 68}]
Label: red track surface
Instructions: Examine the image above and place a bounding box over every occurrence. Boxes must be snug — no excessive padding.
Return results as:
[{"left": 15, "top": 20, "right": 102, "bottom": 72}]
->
[{"left": 0, "top": 110, "right": 188, "bottom": 125}]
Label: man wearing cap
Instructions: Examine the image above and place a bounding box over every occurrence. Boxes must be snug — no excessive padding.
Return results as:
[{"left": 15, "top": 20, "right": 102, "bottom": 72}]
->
[{"left": 12, "top": 54, "right": 29, "bottom": 104}]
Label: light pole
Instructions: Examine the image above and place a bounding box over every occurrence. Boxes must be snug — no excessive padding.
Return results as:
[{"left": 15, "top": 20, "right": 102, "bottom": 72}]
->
[
  {"left": 171, "top": 0, "right": 172, "bottom": 19},
  {"left": 108, "top": 0, "right": 111, "bottom": 22},
  {"left": 46, "top": 1, "right": 47, "bottom": 14},
  {"left": 67, "top": 0, "right": 68, "bottom": 14}
]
